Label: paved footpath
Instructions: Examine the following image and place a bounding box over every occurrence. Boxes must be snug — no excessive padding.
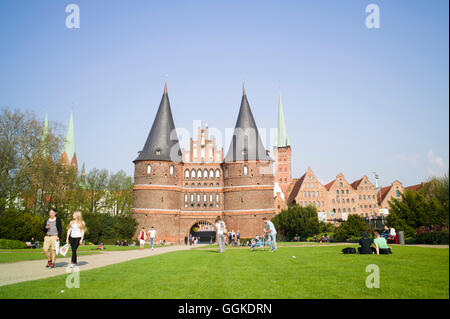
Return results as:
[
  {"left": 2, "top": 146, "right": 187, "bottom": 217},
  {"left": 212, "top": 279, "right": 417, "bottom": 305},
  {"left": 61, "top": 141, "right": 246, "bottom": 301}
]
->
[{"left": 0, "top": 245, "right": 191, "bottom": 287}]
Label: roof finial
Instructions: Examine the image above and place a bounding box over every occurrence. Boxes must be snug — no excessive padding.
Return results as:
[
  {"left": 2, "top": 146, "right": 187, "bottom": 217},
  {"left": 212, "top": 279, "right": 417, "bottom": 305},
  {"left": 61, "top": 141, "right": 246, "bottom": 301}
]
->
[
  {"left": 242, "top": 80, "right": 246, "bottom": 95},
  {"left": 164, "top": 74, "right": 168, "bottom": 94}
]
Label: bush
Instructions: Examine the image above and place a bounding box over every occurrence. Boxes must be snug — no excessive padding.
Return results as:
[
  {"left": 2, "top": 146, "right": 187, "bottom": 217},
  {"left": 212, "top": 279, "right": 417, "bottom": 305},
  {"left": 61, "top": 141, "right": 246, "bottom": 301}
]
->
[
  {"left": 0, "top": 209, "right": 46, "bottom": 241},
  {"left": 272, "top": 205, "right": 320, "bottom": 241},
  {"left": 0, "top": 238, "right": 27, "bottom": 249},
  {"left": 415, "top": 225, "right": 449, "bottom": 244},
  {"left": 334, "top": 215, "right": 369, "bottom": 242}
]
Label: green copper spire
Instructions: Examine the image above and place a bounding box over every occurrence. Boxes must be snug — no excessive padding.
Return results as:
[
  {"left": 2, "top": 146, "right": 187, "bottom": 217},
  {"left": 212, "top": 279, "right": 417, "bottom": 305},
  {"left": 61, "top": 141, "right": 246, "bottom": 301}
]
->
[
  {"left": 63, "top": 111, "right": 76, "bottom": 163},
  {"left": 41, "top": 112, "right": 49, "bottom": 143},
  {"left": 277, "top": 92, "right": 290, "bottom": 147},
  {"left": 40, "top": 112, "right": 50, "bottom": 156}
]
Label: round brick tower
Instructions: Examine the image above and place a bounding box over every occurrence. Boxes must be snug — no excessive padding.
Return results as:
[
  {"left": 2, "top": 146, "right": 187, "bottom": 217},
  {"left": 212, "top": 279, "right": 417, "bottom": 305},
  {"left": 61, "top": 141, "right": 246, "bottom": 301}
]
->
[
  {"left": 223, "top": 85, "right": 275, "bottom": 238},
  {"left": 132, "top": 81, "right": 183, "bottom": 243}
]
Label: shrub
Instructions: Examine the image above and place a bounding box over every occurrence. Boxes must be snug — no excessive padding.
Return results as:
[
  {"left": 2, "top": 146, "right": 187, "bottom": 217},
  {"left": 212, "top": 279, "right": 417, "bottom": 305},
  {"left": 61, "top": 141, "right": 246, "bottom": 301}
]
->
[
  {"left": 272, "top": 205, "right": 320, "bottom": 241},
  {"left": 415, "top": 225, "right": 449, "bottom": 244},
  {"left": 334, "top": 215, "right": 369, "bottom": 242},
  {"left": 0, "top": 238, "right": 27, "bottom": 249}
]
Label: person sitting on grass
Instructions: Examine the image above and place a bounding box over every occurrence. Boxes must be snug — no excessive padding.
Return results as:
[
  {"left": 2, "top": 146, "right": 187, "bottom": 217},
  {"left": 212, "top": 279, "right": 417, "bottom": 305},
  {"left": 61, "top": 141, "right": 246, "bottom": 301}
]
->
[
  {"left": 250, "top": 235, "right": 260, "bottom": 251},
  {"left": 358, "top": 231, "right": 374, "bottom": 254},
  {"left": 373, "top": 231, "right": 392, "bottom": 255}
]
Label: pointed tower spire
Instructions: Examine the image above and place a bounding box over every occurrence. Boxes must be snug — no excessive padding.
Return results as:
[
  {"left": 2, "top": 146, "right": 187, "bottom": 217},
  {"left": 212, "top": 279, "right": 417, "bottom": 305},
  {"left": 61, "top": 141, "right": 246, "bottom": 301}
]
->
[
  {"left": 134, "top": 81, "right": 181, "bottom": 162},
  {"left": 224, "top": 86, "right": 270, "bottom": 162},
  {"left": 40, "top": 112, "right": 50, "bottom": 157},
  {"left": 61, "top": 111, "right": 77, "bottom": 167},
  {"left": 276, "top": 92, "right": 290, "bottom": 147}
]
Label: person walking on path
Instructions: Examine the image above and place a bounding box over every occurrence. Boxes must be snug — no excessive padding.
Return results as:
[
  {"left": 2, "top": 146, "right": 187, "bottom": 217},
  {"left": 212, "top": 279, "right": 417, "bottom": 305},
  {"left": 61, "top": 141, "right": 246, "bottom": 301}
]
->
[
  {"left": 42, "top": 209, "right": 62, "bottom": 269},
  {"left": 263, "top": 217, "right": 277, "bottom": 252},
  {"left": 184, "top": 236, "right": 188, "bottom": 246},
  {"left": 215, "top": 216, "right": 226, "bottom": 253},
  {"left": 65, "top": 211, "right": 86, "bottom": 268},
  {"left": 189, "top": 233, "right": 193, "bottom": 246},
  {"left": 148, "top": 226, "right": 157, "bottom": 250},
  {"left": 138, "top": 227, "right": 147, "bottom": 250}
]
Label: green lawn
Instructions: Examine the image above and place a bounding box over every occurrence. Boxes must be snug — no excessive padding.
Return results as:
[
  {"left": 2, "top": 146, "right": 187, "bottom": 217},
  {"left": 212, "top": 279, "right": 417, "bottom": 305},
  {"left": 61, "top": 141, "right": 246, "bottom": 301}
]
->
[
  {"left": 0, "top": 245, "right": 448, "bottom": 299},
  {"left": 0, "top": 244, "right": 165, "bottom": 263}
]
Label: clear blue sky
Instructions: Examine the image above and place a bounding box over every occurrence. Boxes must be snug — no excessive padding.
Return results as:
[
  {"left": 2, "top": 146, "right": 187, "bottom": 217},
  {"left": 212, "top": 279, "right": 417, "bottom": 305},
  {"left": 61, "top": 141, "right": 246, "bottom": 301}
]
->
[{"left": 0, "top": 0, "right": 448, "bottom": 188}]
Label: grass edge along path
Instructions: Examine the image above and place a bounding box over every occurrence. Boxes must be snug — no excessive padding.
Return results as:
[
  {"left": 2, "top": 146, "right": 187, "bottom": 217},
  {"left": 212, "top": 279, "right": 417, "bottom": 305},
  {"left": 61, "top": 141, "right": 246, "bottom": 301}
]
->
[{"left": 0, "top": 245, "right": 447, "bottom": 299}]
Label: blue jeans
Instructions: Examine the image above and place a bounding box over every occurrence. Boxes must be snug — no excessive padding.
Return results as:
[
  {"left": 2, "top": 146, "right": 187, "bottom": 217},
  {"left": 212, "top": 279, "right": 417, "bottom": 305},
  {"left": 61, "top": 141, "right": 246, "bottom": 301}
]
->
[
  {"left": 269, "top": 234, "right": 277, "bottom": 251},
  {"left": 150, "top": 237, "right": 154, "bottom": 248}
]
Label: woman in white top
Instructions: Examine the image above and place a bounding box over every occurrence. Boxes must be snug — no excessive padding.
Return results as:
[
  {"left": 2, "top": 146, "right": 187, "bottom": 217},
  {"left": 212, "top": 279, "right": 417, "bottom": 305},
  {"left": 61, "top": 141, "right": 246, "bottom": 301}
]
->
[{"left": 66, "top": 211, "right": 87, "bottom": 267}]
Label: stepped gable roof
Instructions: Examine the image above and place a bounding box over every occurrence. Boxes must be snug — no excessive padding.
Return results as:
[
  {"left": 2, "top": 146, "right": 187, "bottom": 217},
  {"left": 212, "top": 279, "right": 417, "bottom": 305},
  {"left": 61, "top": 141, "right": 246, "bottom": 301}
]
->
[{"left": 134, "top": 81, "right": 182, "bottom": 162}]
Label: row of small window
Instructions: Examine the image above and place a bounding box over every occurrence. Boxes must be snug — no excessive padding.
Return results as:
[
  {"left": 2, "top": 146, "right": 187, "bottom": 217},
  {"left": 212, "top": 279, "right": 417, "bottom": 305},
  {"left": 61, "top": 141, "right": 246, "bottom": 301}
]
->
[
  {"left": 299, "top": 201, "right": 325, "bottom": 208},
  {"left": 184, "top": 193, "right": 220, "bottom": 208},
  {"left": 146, "top": 164, "right": 174, "bottom": 175},
  {"left": 185, "top": 169, "right": 221, "bottom": 179},
  {"left": 333, "top": 197, "right": 355, "bottom": 204},
  {"left": 303, "top": 191, "right": 321, "bottom": 198},
  {"left": 185, "top": 182, "right": 221, "bottom": 187},
  {"left": 360, "top": 186, "right": 373, "bottom": 190}
]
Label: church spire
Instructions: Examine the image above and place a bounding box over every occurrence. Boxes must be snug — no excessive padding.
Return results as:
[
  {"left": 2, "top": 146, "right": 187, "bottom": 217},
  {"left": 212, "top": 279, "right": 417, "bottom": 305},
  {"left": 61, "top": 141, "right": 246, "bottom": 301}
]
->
[
  {"left": 276, "top": 92, "right": 290, "bottom": 147},
  {"left": 134, "top": 81, "right": 181, "bottom": 162},
  {"left": 61, "top": 111, "right": 77, "bottom": 168}
]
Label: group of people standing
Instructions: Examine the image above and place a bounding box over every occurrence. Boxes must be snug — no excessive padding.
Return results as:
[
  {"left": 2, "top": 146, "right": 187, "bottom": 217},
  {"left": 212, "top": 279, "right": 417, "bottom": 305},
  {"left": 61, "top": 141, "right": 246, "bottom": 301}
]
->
[
  {"left": 138, "top": 226, "right": 158, "bottom": 250},
  {"left": 215, "top": 216, "right": 277, "bottom": 253},
  {"left": 42, "top": 209, "right": 86, "bottom": 269}
]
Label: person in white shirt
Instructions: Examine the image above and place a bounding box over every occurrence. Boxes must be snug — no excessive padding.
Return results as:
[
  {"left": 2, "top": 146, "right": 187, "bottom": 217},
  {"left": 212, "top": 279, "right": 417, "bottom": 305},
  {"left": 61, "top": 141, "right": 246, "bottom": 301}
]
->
[
  {"left": 263, "top": 217, "right": 277, "bottom": 252},
  {"left": 66, "top": 211, "right": 86, "bottom": 267},
  {"left": 148, "top": 226, "right": 157, "bottom": 250},
  {"left": 215, "top": 216, "right": 226, "bottom": 253}
]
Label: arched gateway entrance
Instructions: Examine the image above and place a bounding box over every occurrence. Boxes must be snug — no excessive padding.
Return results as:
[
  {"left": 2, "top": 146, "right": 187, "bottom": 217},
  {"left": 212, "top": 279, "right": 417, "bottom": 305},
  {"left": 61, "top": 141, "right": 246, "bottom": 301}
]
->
[{"left": 189, "top": 220, "right": 216, "bottom": 244}]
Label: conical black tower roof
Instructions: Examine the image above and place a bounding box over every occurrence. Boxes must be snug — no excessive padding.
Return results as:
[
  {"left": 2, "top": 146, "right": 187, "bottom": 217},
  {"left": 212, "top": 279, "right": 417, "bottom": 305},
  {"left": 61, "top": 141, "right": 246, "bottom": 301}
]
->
[
  {"left": 224, "top": 86, "right": 271, "bottom": 162},
  {"left": 134, "top": 82, "right": 182, "bottom": 162}
]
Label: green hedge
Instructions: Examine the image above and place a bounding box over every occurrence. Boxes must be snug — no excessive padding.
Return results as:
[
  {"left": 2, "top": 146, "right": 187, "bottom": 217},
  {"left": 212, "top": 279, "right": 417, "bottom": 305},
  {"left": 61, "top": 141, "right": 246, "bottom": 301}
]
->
[{"left": 0, "top": 238, "right": 27, "bottom": 249}]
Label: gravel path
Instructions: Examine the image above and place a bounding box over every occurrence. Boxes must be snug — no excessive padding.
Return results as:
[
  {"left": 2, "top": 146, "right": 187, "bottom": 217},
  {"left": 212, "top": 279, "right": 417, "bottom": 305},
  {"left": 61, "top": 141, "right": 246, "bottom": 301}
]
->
[{"left": 0, "top": 245, "right": 191, "bottom": 287}]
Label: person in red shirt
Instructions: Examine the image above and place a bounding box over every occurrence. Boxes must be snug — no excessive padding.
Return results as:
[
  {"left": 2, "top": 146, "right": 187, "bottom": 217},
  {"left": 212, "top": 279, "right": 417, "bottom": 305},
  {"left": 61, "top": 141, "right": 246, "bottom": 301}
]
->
[{"left": 138, "top": 227, "right": 147, "bottom": 250}]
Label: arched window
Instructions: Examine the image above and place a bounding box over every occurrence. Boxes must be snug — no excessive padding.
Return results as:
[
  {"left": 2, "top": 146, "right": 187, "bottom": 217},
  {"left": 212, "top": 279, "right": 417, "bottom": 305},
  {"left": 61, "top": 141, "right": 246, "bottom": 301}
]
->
[
  {"left": 243, "top": 165, "right": 248, "bottom": 176},
  {"left": 197, "top": 194, "right": 201, "bottom": 202},
  {"left": 190, "top": 194, "right": 194, "bottom": 202},
  {"left": 204, "top": 169, "right": 208, "bottom": 179},
  {"left": 169, "top": 165, "right": 174, "bottom": 176},
  {"left": 341, "top": 190, "right": 344, "bottom": 194},
  {"left": 191, "top": 169, "right": 196, "bottom": 179},
  {"left": 209, "top": 169, "right": 214, "bottom": 179},
  {"left": 336, "top": 190, "right": 339, "bottom": 195},
  {"left": 147, "top": 164, "right": 151, "bottom": 175},
  {"left": 184, "top": 194, "right": 188, "bottom": 202},
  {"left": 203, "top": 194, "right": 207, "bottom": 202},
  {"left": 185, "top": 169, "right": 190, "bottom": 179},
  {"left": 215, "top": 169, "right": 220, "bottom": 178},
  {"left": 209, "top": 194, "right": 213, "bottom": 202},
  {"left": 216, "top": 194, "right": 219, "bottom": 202},
  {"left": 225, "top": 167, "right": 229, "bottom": 177},
  {"left": 198, "top": 169, "right": 202, "bottom": 179}
]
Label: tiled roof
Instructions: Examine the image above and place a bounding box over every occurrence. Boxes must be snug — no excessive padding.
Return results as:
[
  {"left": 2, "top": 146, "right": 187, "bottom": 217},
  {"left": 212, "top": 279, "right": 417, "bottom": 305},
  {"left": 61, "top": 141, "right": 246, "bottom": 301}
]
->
[
  {"left": 287, "top": 173, "right": 307, "bottom": 204},
  {"left": 350, "top": 178, "right": 363, "bottom": 190},
  {"left": 404, "top": 183, "right": 423, "bottom": 192},
  {"left": 324, "top": 179, "right": 336, "bottom": 191}
]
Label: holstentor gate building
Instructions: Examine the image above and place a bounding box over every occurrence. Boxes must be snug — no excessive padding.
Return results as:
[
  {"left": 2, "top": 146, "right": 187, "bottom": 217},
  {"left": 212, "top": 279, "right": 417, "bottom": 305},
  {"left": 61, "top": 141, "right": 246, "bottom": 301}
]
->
[{"left": 132, "top": 82, "right": 276, "bottom": 243}]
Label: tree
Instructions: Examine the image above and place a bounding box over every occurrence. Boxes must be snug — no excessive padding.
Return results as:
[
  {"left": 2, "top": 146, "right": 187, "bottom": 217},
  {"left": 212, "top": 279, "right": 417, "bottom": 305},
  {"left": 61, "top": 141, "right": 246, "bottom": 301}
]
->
[
  {"left": 334, "top": 214, "right": 368, "bottom": 242},
  {"left": 387, "top": 190, "right": 448, "bottom": 237},
  {"left": 272, "top": 205, "right": 320, "bottom": 241}
]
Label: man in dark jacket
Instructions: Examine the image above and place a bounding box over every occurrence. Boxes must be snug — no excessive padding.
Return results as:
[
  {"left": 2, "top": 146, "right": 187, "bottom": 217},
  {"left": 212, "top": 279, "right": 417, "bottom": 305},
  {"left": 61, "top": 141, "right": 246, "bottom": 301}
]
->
[
  {"left": 42, "top": 209, "right": 63, "bottom": 268},
  {"left": 358, "top": 232, "right": 374, "bottom": 254}
]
